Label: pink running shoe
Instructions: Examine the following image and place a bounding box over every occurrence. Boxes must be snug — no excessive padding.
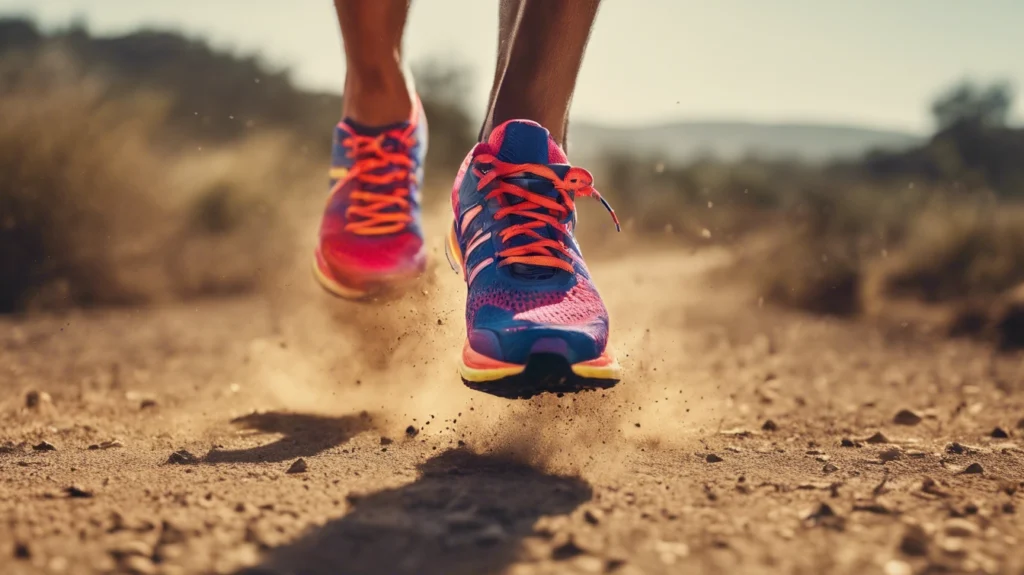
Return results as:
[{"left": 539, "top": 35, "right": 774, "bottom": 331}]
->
[
  {"left": 313, "top": 101, "right": 427, "bottom": 298},
  {"left": 445, "top": 120, "right": 622, "bottom": 398}
]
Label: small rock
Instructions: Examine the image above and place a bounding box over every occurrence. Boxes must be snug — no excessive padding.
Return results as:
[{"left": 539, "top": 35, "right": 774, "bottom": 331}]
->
[
  {"left": 140, "top": 399, "right": 157, "bottom": 409},
  {"left": 286, "top": 459, "right": 307, "bottom": 474},
  {"left": 822, "top": 462, "right": 839, "bottom": 474},
  {"left": 109, "top": 540, "right": 152, "bottom": 559},
  {"left": 899, "top": 524, "right": 929, "bottom": 556},
  {"left": 946, "top": 442, "right": 966, "bottom": 454},
  {"left": 893, "top": 409, "right": 922, "bottom": 426},
  {"left": 380, "top": 437, "right": 393, "bottom": 446},
  {"left": 91, "top": 440, "right": 123, "bottom": 450},
  {"left": 938, "top": 537, "right": 967, "bottom": 556},
  {"left": 840, "top": 438, "right": 860, "bottom": 448},
  {"left": 804, "top": 503, "right": 844, "bottom": 530},
  {"left": 583, "top": 509, "right": 603, "bottom": 525},
  {"left": 65, "top": 485, "right": 93, "bottom": 498},
  {"left": 551, "top": 538, "right": 585, "bottom": 561},
  {"left": 405, "top": 425, "right": 418, "bottom": 437},
  {"left": 13, "top": 542, "right": 30, "bottom": 559},
  {"left": 865, "top": 432, "right": 889, "bottom": 444},
  {"left": 705, "top": 454, "right": 723, "bottom": 463},
  {"left": 25, "top": 390, "right": 52, "bottom": 409},
  {"left": 943, "top": 518, "right": 979, "bottom": 538},
  {"left": 960, "top": 462, "right": 984, "bottom": 475},
  {"left": 879, "top": 448, "right": 902, "bottom": 462},
  {"left": 884, "top": 559, "right": 913, "bottom": 575},
  {"left": 991, "top": 427, "right": 1009, "bottom": 439},
  {"left": 32, "top": 441, "right": 57, "bottom": 452},
  {"left": 1017, "top": 417, "right": 1024, "bottom": 430},
  {"left": 921, "top": 477, "right": 949, "bottom": 497},
  {"left": 122, "top": 555, "right": 157, "bottom": 575},
  {"left": 761, "top": 419, "right": 778, "bottom": 432},
  {"left": 166, "top": 450, "right": 197, "bottom": 464}
]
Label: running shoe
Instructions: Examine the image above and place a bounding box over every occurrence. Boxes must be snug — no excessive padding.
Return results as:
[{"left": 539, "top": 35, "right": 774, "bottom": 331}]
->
[
  {"left": 313, "top": 100, "right": 427, "bottom": 298},
  {"left": 445, "top": 120, "right": 621, "bottom": 398}
]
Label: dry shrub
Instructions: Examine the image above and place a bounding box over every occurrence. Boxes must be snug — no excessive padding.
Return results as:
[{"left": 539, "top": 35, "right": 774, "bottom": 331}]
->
[
  {"left": 877, "top": 204, "right": 1024, "bottom": 303},
  {"left": 0, "top": 49, "right": 303, "bottom": 313}
]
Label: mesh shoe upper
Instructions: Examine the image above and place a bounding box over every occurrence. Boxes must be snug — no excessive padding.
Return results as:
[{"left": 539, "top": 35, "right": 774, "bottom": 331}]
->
[{"left": 451, "top": 120, "right": 618, "bottom": 364}]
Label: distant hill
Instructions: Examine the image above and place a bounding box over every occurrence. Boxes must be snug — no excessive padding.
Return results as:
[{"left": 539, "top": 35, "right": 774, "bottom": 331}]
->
[{"left": 568, "top": 121, "right": 922, "bottom": 164}]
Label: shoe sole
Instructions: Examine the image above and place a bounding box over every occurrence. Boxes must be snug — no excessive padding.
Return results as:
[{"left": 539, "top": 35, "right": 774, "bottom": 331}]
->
[
  {"left": 460, "top": 340, "right": 621, "bottom": 399},
  {"left": 312, "top": 248, "right": 424, "bottom": 301},
  {"left": 447, "top": 222, "right": 621, "bottom": 398}
]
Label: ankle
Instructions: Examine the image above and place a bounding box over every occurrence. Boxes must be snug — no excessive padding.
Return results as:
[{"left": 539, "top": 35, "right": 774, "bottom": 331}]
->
[{"left": 343, "top": 62, "right": 412, "bottom": 126}]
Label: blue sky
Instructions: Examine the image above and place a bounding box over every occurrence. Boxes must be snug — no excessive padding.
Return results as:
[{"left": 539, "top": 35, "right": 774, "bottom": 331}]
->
[{"left": 3, "top": 0, "right": 1023, "bottom": 132}]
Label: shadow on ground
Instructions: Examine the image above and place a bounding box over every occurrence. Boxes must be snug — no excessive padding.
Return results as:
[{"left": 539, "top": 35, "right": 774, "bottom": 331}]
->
[
  {"left": 237, "top": 449, "right": 592, "bottom": 575},
  {"left": 203, "top": 411, "right": 376, "bottom": 464}
]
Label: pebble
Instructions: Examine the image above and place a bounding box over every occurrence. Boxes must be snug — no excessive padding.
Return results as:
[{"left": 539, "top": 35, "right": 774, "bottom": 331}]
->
[
  {"left": 13, "top": 542, "right": 30, "bottom": 559},
  {"left": 822, "top": 462, "right": 839, "bottom": 474},
  {"left": 33, "top": 441, "right": 57, "bottom": 451},
  {"left": 167, "top": 450, "right": 197, "bottom": 464},
  {"left": 705, "top": 454, "right": 723, "bottom": 463},
  {"left": 122, "top": 555, "right": 157, "bottom": 575},
  {"left": 943, "top": 518, "right": 979, "bottom": 538},
  {"left": 960, "top": 462, "right": 984, "bottom": 475},
  {"left": 761, "top": 419, "right": 778, "bottom": 432},
  {"left": 25, "top": 390, "right": 52, "bottom": 409},
  {"left": 938, "top": 536, "right": 967, "bottom": 556},
  {"left": 405, "top": 425, "right": 419, "bottom": 437},
  {"left": 286, "top": 459, "right": 308, "bottom": 474},
  {"left": 899, "top": 524, "right": 929, "bottom": 556},
  {"left": 379, "top": 437, "right": 393, "bottom": 446},
  {"left": 947, "top": 442, "right": 967, "bottom": 454},
  {"left": 990, "top": 427, "right": 1009, "bottom": 439},
  {"left": 893, "top": 409, "right": 922, "bottom": 426},
  {"left": 65, "top": 485, "right": 93, "bottom": 498},
  {"left": 884, "top": 559, "right": 912, "bottom": 575},
  {"left": 879, "top": 448, "right": 902, "bottom": 462},
  {"left": 140, "top": 399, "right": 157, "bottom": 409},
  {"left": 866, "top": 432, "right": 890, "bottom": 444},
  {"left": 109, "top": 540, "right": 152, "bottom": 559}
]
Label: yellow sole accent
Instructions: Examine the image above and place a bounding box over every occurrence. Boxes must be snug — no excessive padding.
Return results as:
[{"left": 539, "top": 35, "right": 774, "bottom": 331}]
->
[
  {"left": 459, "top": 362, "right": 527, "bottom": 383},
  {"left": 312, "top": 256, "right": 368, "bottom": 299},
  {"left": 460, "top": 353, "right": 622, "bottom": 384},
  {"left": 570, "top": 359, "right": 622, "bottom": 381},
  {"left": 445, "top": 220, "right": 464, "bottom": 273}
]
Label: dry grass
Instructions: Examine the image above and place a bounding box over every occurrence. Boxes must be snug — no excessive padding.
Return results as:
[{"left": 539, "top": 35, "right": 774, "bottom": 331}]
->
[{"left": 0, "top": 49, "right": 306, "bottom": 313}]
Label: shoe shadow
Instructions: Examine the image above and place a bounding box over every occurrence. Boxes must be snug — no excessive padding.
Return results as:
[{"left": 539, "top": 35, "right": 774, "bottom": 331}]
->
[
  {"left": 203, "top": 411, "right": 375, "bottom": 464},
  {"left": 236, "top": 449, "right": 592, "bottom": 575}
]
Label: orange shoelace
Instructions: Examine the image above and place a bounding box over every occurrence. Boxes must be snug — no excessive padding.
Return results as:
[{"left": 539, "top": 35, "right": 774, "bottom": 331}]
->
[
  {"left": 337, "top": 128, "right": 417, "bottom": 236},
  {"left": 472, "top": 153, "right": 620, "bottom": 274}
]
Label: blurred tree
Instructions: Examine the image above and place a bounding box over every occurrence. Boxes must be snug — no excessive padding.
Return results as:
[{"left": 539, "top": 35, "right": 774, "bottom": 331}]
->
[{"left": 932, "top": 80, "right": 1014, "bottom": 131}]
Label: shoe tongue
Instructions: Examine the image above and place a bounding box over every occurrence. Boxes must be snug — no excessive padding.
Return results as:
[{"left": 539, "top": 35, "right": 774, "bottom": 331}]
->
[
  {"left": 493, "top": 121, "right": 551, "bottom": 164},
  {"left": 487, "top": 121, "right": 573, "bottom": 281}
]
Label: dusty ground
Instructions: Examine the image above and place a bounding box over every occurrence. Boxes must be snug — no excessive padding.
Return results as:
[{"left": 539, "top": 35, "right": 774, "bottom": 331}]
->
[{"left": 2, "top": 224, "right": 1024, "bottom": 574}]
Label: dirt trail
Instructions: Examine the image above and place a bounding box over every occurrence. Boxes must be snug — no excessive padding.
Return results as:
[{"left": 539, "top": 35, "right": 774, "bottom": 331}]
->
[{"left": 2, "top": 219, "right": 1024, "bottom": 574}]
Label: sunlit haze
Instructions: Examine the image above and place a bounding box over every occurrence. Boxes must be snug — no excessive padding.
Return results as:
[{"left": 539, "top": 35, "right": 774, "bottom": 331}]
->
[{"left": 4, "top": 0, "right": 1024, "bottom": 132}]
